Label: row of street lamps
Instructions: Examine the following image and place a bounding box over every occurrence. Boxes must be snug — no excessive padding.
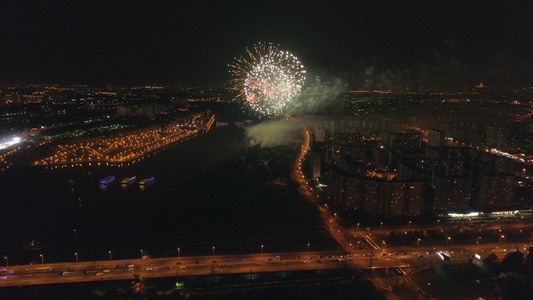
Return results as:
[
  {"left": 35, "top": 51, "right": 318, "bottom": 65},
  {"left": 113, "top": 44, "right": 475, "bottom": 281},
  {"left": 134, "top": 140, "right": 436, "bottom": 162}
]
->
[
  {"left": 2, "top": 251, "right": 96, "bottom": 266},
  {"left": 4, "top": 255, "right": 44, "bottom": 266},
  {"left": 1, "top": 234, "right": 521, "bottom": 267},
  {"left": 3, "top": 234, "right": 523, "bottom": 268},
  {"left": 410, "top": 234, "right": 508, "bottom": 248},
  {"left": 3, "top": 243, "right": 317, "bottom": 267}
]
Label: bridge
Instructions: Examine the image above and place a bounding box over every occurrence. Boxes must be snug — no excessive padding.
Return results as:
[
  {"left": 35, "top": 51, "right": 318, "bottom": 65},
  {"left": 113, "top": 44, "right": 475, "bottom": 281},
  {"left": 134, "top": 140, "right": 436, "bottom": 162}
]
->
[{"left": 0, "top": 250, "right": 416, "bottom": 288}]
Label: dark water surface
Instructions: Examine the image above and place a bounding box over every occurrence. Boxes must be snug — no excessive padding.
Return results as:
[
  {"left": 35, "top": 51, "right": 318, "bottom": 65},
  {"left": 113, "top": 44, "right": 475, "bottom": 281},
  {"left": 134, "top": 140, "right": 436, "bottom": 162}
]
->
[
  {"left": 0, "top": 269, "right": 384, "bottom": 300},
  {"left": 0, "top": 125, "right": 338, "bottom": 266},
  {"left": 0, "top": 115, "right": 380, "bottom": 299},
  {"left": 0, "top": 126, "right": 242, "bottom": 262}
]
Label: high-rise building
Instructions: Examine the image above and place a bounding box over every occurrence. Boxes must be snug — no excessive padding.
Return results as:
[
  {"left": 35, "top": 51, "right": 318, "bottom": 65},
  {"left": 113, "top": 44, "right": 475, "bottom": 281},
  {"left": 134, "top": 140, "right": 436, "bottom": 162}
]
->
[
  {"left": 310, "top": 149, "right": 322, "bottom": 178},
  {"left": 363, "top": 180, "right": 381, "bottom": 215},
  {"left": 426, "top": 147, "right": 469, "bottom": 160},
  {"left": 479, "top": 174, "right": 515, "bottom": 207},
  {"left": 405, "top": 182, "right": 425, "bottom": 216},
  {"left": 314, "top": 125, "right": 325, "bottom": 142},
  {"left": 327, "top": 168, "right": 345, "bottom": 207},
  {"left": 382, "top": 130, "right": 422, "bottom": 150},
  {"left": 427, "top": 129, "right": 445, "bottom": 147},
  {"left": 370, "top": 144, "right": 387, "bottom": 170},
  {"left": 327, "top": 167, "right": 424, "bottom": 217},
  {"left": 361, "top": 180, "right": 425, "bottom": 217},
  {"left": 341, "top": 142, "right": 365, "bottom": 162},
  {"left": 434, "top": 176, "right": 472, "bottom": 211},
  {"left": 344, "top": 177, "right": 364, "bottom": 208},
  {"left": 438, "top": 121, "right": 455, "bottom": 140},
  {"left": 485, "top": 125, "right": 505, "bottom": 148}
]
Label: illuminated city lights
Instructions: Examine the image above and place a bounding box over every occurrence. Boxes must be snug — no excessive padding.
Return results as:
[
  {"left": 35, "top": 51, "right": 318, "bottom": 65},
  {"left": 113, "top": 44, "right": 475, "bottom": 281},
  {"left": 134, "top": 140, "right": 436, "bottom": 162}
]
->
[{"left": 35, "top": 113, "right": 215, "bottom": 166}]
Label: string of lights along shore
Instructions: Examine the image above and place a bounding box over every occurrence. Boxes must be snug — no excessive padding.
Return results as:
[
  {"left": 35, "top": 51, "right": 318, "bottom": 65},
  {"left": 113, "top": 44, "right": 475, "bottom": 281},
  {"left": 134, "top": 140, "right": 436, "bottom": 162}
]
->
[{"left": 229, "top": 43, "right": 306, "bottom": 116}]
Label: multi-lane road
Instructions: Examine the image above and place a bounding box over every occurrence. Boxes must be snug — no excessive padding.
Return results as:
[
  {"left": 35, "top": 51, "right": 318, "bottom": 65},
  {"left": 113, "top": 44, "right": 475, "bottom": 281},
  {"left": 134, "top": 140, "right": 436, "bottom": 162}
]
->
[
  {"left": 0, "top": 250, "right": 412, "bottom": 288},
  {"left": 2, "top": 241, "right": 522, "bottom": 288},
  {"left": 0, "top": 251, "right": 350, "bottom": 287}
]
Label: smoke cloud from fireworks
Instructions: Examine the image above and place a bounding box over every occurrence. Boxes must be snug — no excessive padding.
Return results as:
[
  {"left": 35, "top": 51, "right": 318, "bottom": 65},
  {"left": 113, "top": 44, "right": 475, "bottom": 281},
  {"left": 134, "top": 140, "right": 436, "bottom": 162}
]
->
[
  {"left": 245, "top": 118, "right": 302, "bottom": 147},
  {"left": 244, "top": 72, "right": 346, "bottom": 147},
  {"left": 287, "top": 74, "right": 346, "bottom": 115}
]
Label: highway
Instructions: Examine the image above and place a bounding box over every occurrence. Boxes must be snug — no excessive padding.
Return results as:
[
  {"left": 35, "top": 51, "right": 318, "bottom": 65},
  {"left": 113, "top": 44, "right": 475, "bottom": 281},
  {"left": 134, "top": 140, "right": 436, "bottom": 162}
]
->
[
  {"left": 1, "top": 241, "right": 523, "bottom": 288},
  {"left": 0, "top": 251, "right": 356, "bottom": 287},
  {"left": 2, "top": 122, "right": 530, "bottom": 296}
]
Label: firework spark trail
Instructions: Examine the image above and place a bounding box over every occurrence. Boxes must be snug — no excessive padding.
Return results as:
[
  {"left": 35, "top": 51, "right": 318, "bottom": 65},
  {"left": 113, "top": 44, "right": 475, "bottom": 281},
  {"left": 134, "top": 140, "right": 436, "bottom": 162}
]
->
[{"left": 229, "top": 43, "right": 306, "bottom": 116}]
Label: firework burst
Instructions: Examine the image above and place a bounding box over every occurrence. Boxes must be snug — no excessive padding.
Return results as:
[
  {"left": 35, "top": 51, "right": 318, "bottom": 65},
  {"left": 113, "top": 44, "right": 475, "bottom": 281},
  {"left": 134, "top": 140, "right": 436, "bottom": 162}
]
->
[{"left": 229, "top": 43, "right": 306, "bottom": 115}]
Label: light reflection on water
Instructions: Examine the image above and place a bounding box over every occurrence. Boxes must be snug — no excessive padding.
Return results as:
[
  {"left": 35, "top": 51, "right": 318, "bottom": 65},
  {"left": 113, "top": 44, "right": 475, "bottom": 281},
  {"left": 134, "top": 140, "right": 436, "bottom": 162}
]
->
[{"left": 0, "top": 127, "right": 246, "bottom": 264}]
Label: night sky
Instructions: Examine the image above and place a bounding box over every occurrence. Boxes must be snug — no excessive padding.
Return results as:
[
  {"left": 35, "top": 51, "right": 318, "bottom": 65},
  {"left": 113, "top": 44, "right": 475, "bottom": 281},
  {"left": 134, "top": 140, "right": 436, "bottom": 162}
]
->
[{"left": 1, "top": 0, "right": 532, "bottom": 87}]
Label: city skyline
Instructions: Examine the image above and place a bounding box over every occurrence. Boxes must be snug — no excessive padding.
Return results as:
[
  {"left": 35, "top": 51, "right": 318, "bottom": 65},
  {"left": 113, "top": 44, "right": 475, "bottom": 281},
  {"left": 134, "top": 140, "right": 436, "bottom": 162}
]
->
[
  {"left": 1, "top": 2, "right": 533, "bottom": 298},
  {"left": 1, "top": 83, "right": 533, "bottom": 298},
  {"left": 1, "top": 1, "right": 533, "bottom": 87}
]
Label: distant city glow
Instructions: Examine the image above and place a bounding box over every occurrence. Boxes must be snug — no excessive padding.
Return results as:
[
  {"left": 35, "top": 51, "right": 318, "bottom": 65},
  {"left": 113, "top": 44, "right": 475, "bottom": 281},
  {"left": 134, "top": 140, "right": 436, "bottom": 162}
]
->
[{"left": 229, "top": 43, "right": 306, "bottom": 115}]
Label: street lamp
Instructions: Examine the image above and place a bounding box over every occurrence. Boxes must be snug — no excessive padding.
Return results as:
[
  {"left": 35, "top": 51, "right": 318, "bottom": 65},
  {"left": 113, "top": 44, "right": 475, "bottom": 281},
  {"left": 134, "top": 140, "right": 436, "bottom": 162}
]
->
[
  {"left": 74, "top": 252, "right": 78, "bottom": 263},
  {"left": 500, "top": 235, "right": 505, "bottom": 244},
  {"left": 40, "top": 254, "right": 44, "bottom": 264},
  {"left": 177, "top": 248, "right": 181, "bottom": 258},
  {"left": 428, "top": 282, "right": 432, "bottom": 299},
  {"left": 417, "top": 238, "right": 421, "bottom": 247},
  {"left": 108, "top": 250, "right": 112, "bottom": 261},
  {"left": 3, "top": 256, "right": 8, "bottom": 267},
  {"left": 261, "top": 244, "right": 264, "bottom": 254},
  {"left": 307, "top": 243, "right": 310, "bottom": 253},
  {"left": 212, "top": 246, "right": 215, "bottom": 256},
  {"left": 380, "top": 222, "right": 383, "bottom": 229},
  {"left": 446, "top": 236, "right": 451, "bottom": 247},
  {"left": 357, "top": 241, "right": 360, "bottom": 250},
  {"left": 409, "top": 221, "right": 412, "bottom": 228},
  {"left": 477, "top": 237, "right": 481, "bottom": 245},
  {"left": 356, "top": 223, "right": 360, "bottom": 231},
  {"left": 140, "top": 249, "right": 144, "bottom": 258}
]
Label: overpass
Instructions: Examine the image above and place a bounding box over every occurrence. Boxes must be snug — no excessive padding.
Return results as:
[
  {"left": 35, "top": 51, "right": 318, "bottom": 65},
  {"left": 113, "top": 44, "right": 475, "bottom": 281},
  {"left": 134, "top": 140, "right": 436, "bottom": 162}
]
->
[{"left": 0, "top": 250, "right": 414, "bottom": 288}]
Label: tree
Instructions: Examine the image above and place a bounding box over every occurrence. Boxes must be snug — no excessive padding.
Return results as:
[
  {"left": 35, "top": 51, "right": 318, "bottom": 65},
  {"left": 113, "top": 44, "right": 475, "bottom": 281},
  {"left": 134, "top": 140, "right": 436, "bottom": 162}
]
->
[
  {"left": 502, "top": 251, "right": 524, "bottom": 271},
  {"left": 483, "top": 253, "right": 498, "bottom": 266}
]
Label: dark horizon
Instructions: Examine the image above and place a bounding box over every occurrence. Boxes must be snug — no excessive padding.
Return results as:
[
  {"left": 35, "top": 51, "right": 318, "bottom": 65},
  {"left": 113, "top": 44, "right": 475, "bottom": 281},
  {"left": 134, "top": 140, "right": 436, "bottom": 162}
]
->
[{"left": 1, "top": 1, "right": 533, "bottom": 88}]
